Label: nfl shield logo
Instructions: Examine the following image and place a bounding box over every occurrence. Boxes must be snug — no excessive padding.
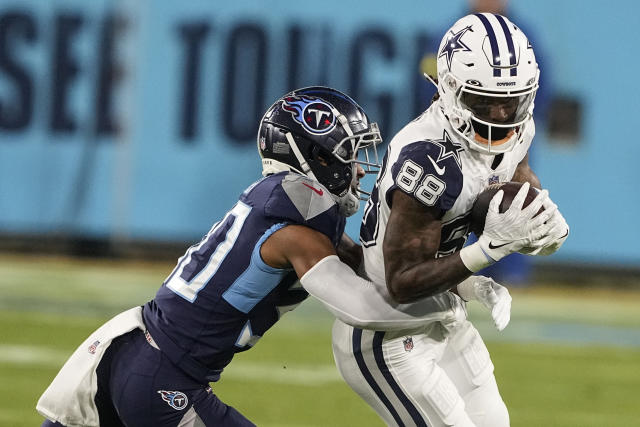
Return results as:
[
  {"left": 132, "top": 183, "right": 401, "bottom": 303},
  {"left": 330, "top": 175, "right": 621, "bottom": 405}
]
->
[
  {"left": 402, "top": 336, "right": 414, "bottom": 352},
  {"left": 88, "top": 340, "right": 100, "bottom": 354},
  {"left": 488, "top": 175, "right": 500, "bottom": 185}
]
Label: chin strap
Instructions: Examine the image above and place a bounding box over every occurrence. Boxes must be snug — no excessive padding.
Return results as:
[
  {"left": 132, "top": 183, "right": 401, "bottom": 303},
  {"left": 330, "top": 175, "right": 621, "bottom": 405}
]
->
[
  {"left": 423, "top": 72, "right": 438, "bottom": 89},
  {"left": 285, "top": 132, "right": 318, "bottom": 181},
  {"left": 282, "top": 121, "right": 363, "bottom": 217}
]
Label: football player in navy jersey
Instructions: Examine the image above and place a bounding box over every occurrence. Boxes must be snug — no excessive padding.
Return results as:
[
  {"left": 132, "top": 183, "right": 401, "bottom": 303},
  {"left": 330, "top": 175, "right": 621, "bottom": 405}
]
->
[
  {"left": 37, "top": 86, "right": 389, "bottom": 426},
  {"left": 331, "top": 15, "right": 570, "bottom": 427}
]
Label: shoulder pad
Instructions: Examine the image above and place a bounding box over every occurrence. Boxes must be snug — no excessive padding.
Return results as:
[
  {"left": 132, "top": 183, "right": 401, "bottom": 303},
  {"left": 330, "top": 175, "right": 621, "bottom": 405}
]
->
[
  {"left": 263, "top": 173, "right": 344, "bottom": 243},
  {"left": 389, "top": 136, "right": 463, "bottom": 211},
  {"left": 266, "top": 173, "right": 336, "bottom": 220}
]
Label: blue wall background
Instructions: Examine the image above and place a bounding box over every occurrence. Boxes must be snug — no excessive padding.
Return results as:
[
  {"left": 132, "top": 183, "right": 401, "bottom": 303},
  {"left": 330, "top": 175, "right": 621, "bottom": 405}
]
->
[{"left": 0, "top": 0, "right": 638, "bottom": 267}]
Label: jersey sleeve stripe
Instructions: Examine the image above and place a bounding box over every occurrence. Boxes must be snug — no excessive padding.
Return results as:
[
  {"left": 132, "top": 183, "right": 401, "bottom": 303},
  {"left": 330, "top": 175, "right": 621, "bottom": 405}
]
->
[{"left": 222, "top": 222, "right": 290, "bottom": 313}]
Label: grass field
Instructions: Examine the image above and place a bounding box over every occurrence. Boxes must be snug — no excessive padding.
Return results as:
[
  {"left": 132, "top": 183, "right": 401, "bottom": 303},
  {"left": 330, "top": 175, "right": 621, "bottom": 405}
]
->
[{"left": 1, "top": 254, "right": 639, "bottom": 426}]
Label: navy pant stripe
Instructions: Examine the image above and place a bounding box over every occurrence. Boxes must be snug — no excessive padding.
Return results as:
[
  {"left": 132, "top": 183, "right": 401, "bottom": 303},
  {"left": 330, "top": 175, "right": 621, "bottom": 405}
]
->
[
  {"left": 494, "top": 14, "right": 517, "bottom": 76},
  {"left": 352, "top": 328, "right": 405, "bottom": 426},
  {"left": 474, "top": 13, "right": 501, "bottom": 77},
  {"left": 373, "top": 332, "right": 428, "bottom": 427}
]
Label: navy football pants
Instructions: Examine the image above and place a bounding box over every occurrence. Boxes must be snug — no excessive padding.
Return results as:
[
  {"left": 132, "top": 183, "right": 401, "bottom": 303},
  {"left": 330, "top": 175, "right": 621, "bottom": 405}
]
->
[{"left": 42, "top": 329, "right": 254, "bottom": 427}]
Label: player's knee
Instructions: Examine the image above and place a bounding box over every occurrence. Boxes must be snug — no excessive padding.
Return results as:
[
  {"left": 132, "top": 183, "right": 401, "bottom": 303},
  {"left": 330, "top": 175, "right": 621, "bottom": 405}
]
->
[
  {"left": 422, "top": 369, "right": 475, "bottom": 427},
  {"left": 463, "top": 376, "right": 509, "bottom": 427},
  {"left": 451, "top": 322, "right": 494, "bottom": 387}
]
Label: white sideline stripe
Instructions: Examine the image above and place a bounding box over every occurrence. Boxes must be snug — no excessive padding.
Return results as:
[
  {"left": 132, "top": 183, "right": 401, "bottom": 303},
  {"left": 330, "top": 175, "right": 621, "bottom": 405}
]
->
[
  {"left": 0, "top": 344, "right": 342, "bottom": 385},
  {"left": 0, "top": 345, "right": 69, "bottom": 366}
]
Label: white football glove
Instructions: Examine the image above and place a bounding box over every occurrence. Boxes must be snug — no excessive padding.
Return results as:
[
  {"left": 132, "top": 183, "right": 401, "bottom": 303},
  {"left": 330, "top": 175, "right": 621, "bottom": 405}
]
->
[
  {"left": 521, "top": 196, "right": 569, "bottom": 256},
  {"left": 457, "top": 276, "right": 512, "bottom": 331},
  {"left": 478, "top": 182, "right": 558, "bottom": 261},
  {"left": 460, "top": 182, "right": 561, "bottom": 272}
]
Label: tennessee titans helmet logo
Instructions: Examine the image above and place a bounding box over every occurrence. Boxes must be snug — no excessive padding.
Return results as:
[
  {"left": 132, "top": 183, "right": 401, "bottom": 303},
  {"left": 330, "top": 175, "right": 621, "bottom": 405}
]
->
[
  {"left": 158, "top": 390, "right": 188, "bottom": 410},
  {"left": 282, "top": 95, "right": 337, "bottom": 135}
]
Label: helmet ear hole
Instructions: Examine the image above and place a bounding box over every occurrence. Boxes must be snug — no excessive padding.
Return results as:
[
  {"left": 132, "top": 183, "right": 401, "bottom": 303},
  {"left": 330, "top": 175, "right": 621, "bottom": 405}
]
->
[
  {"left": 311, "top": 146, "right": 332, "bottom": 167},
  {"left": 445, "top": 75, "right": 457, "bottom": 91}
]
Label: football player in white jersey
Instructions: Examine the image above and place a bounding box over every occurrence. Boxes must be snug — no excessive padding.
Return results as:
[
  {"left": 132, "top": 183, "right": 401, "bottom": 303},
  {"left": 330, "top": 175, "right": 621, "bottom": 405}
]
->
[{"left": 331, "top": 13, "right": 569, "bottom": 427}]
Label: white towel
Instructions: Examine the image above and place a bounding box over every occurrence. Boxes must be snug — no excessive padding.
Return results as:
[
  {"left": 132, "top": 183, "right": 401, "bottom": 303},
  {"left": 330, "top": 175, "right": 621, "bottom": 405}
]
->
[{"left": 36, "top": 306, "right": 146, "bottom": 427}]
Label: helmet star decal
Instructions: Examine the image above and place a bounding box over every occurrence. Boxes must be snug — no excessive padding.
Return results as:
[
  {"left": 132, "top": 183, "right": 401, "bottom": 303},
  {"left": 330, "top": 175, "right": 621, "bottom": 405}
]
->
[{"left": 439, "top": 25, "right": 473, "bottom": 70}]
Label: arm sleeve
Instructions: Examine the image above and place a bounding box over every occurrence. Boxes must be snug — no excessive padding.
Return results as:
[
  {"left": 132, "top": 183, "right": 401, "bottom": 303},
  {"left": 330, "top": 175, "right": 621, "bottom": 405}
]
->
[{"left": 300, "top": 255, "right": 453, "bottom": 330}]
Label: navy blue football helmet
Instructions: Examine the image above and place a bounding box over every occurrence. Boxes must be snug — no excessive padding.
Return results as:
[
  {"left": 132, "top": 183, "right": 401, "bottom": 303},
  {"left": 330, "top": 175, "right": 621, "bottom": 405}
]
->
[{"left": 258, "top": 87, "right": 382, "bottom": 216}]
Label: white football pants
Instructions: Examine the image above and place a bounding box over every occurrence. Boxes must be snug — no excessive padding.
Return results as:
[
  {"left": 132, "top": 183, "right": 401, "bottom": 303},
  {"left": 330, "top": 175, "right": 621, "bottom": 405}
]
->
[{"left": 332, "top": 319, "right": 509, "bottom": 427}]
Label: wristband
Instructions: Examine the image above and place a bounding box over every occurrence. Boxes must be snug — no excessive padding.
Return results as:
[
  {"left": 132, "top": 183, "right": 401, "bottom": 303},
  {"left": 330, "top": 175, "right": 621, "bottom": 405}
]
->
[{"left": 459, "top": 242, "right": 495, "bottom": 273}]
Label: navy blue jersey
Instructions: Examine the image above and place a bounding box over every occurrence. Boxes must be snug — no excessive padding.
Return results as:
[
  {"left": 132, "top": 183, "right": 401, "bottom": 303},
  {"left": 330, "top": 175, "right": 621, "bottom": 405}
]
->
[{"left": 143, "top": 172, "right": 345, "bottom": 381}]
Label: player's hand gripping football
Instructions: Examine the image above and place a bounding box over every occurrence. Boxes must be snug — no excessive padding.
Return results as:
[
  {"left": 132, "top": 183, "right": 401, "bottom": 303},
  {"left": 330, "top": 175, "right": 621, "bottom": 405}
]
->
[
  {"left": 521, "top": 196, "right": 570, "bottom": 256},
  {"left": 457, "top": 276, "right": 512, "bottom": 331},
  {"left": 478, "top": 182, "right": 558, "bottom": 262}
]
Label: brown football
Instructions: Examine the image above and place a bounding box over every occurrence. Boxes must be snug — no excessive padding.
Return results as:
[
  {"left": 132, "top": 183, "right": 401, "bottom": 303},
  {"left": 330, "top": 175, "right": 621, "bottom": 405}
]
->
[{"left": 470, "top": 182, "right": 541, "bottom": 236}]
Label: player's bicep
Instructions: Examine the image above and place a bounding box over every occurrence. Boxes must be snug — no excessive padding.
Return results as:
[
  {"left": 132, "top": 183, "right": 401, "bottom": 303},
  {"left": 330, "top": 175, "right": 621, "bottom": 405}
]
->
[
  {"left": 260, "top": 224, "right": 337, "bottom": 279},
  {"left": 383, "top": 190, "right": 443, "bottom": 270}
]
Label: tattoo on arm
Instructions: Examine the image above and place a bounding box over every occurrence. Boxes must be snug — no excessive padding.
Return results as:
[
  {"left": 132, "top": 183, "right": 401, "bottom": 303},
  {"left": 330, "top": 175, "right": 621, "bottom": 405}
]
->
[{"left": 383, "top": 190, "right": 472, "bottom": 303}]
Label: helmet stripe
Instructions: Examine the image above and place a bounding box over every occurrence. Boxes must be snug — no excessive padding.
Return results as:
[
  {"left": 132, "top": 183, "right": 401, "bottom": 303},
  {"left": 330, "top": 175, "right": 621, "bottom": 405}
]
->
[
  {"left": 494, "top": 14, "right": 517, "bottom": 76},
  {"left": 474, "top": 13, "right": 501, "bottom": 77}
]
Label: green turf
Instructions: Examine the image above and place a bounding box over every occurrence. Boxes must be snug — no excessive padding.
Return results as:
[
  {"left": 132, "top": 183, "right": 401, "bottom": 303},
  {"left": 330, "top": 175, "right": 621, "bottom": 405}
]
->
[{"left": 1, "top": 255, "right": 639, "bottom": 426}]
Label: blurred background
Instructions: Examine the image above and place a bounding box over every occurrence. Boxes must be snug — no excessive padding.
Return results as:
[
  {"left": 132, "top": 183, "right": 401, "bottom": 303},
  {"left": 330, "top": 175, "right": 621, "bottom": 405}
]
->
[{"left": 0, "top": 0, "right": 638, "bottom": 426}]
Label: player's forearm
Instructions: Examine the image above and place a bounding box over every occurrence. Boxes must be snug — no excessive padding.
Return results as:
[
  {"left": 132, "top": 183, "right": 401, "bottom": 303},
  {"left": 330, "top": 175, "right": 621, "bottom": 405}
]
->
[
  {"left": 384, "top": 254, "right": 472, "bottom": 303},
  {"left": 382, "top": 191, "right": 473, "bottom": 303}
]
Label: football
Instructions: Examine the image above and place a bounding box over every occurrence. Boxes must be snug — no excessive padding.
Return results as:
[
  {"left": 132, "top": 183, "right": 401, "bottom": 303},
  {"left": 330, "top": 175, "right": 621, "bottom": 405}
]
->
[{"left": 470, "top": 181, "right": 541, "bottom": 236}]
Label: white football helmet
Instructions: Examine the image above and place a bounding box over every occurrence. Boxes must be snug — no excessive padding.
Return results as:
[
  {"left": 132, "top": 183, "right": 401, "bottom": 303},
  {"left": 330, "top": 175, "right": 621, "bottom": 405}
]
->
[{"left": 435, "top": 13, "right": 539, "bottom": 154}]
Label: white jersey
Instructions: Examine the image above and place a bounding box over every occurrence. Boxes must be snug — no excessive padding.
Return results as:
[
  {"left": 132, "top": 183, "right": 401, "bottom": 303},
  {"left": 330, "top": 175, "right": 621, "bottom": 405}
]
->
[{"left": 359, "top": 99, "right": 533, "bottom": 324}]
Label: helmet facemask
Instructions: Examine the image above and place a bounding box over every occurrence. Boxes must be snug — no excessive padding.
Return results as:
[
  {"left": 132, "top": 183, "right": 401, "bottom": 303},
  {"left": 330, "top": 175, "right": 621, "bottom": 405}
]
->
[
  {"left": 328, "top": 122, "right": 382, "bottom": 216},
  {"left": 281, "top": 126, "right": 382, "bottom": 217},
  {"left": 438, "top": 69, "right": 538, "bottom": 155},
  {"left": 300, "top": 120, "right": 381, "bottom": 217},
  {"left": 453, "top": 74, "right": 537, "bottom": 154}
]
